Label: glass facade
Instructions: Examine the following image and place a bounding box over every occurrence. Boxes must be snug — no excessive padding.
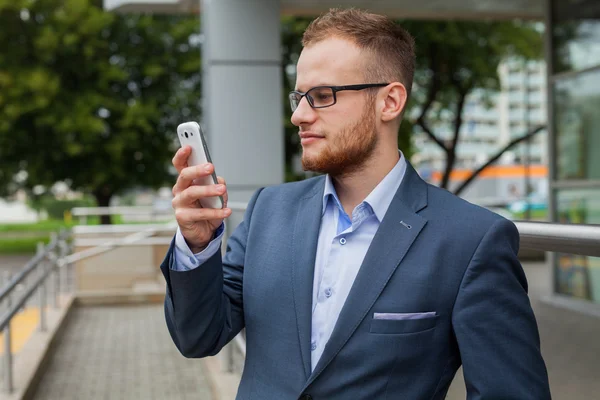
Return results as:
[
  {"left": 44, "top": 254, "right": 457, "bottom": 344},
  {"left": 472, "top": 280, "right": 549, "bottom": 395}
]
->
[
  {"left": 552, "top": 0, "right": 600, "bottom": 73},
  {"left": 550, "top": 0, "right": 600, "bottom": 305},
  {"left": 554, "top": 70, "right": 600, "bottom": 180},
  {"left": 555, "top": 189, "right": 600, "bottom": 303}
]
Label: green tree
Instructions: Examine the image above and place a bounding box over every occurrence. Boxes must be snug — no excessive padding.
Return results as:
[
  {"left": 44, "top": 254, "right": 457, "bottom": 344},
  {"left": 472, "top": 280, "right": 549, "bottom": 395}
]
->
[
  {"left": 401, "top": 20, "right": 544, "bottom": 193},
  {"left": 0, "top": 0, "right": 201, "bottom": 223}
]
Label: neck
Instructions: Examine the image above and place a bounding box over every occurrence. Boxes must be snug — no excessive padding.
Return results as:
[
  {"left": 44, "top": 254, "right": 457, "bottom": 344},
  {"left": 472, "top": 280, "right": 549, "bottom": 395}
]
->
[{"left": 332, "top": 146, "right": 400, "bottom": 216}]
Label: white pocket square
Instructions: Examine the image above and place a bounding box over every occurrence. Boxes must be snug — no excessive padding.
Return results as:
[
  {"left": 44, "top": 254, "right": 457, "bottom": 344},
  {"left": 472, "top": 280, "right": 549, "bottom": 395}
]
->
[{"left": 373, "top": 312, "right": 437, "bottom": 321}]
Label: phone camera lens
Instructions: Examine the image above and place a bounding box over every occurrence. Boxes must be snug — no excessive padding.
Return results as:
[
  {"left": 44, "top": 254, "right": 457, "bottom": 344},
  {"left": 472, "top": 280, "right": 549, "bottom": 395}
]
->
[{"left": 184, "top": 131, "right": 189, "bottom": 138}]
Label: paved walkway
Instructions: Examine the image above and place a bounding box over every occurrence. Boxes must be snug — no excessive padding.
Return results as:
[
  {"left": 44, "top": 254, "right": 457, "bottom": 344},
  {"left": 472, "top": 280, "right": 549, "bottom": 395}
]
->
[{"left": 30, "top": 305, "right": 214, "bottom": 400}]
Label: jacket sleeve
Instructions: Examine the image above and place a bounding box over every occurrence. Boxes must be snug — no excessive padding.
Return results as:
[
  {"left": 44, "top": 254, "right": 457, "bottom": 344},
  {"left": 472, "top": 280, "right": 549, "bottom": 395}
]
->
[
  {"left": 160, "top": 187, "right": 264, "bottom": 358},
  {"left": 452, "top": 218, "right": 551, "bottom": 399}
]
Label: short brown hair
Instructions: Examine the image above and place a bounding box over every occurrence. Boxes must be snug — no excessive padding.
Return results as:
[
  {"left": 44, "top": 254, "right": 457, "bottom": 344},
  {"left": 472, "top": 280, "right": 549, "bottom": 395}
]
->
[{"left": 302, "top": 8, "right": 416, "bottom": 98}]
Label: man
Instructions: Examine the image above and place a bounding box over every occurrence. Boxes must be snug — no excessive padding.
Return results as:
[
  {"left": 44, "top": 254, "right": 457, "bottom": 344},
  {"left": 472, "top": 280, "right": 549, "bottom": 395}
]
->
[{"left": 163, "top": 8, "right": 551, "bottom": 400}]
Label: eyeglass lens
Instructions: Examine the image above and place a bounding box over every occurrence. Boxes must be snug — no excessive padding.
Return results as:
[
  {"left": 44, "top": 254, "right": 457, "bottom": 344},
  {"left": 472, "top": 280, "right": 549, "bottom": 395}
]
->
[{"left": 290, "top": 87, "right": 336, "bottom": 111}]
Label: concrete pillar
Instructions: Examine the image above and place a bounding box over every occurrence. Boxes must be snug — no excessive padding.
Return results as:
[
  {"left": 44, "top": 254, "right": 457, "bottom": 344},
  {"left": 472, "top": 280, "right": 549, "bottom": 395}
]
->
[{"left": 201, "top": 0, "right": 284, "bottom": 204}]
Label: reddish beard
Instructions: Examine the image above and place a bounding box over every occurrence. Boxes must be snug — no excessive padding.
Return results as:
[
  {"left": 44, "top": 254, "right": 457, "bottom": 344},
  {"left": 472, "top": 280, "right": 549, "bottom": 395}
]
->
[{"left": 301, "top": 104, "right": 378, "bottom": 177}]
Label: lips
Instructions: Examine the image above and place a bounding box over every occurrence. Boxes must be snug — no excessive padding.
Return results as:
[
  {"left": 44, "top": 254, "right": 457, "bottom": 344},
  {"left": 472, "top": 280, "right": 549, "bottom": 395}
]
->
[
  {"left": 298, "top": 132, "right": 324, "bottom": 139},
  {"left": 299, "top": 132, "right": 324, "bottom": 146}
]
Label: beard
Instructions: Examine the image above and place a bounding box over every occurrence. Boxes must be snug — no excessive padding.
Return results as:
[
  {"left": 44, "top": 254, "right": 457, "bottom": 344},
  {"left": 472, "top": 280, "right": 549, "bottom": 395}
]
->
[{"left": 301, "top": 103, "right": 378, "bottom": 177}]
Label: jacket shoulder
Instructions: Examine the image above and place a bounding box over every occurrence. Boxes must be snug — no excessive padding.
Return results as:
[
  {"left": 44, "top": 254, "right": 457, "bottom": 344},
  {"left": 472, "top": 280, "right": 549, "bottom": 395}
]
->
[
  {"left": 259, "top": 175, "right": 324, "bottom": 201},
  {"left": 425, "top": 184, "right": 513, "bottom": 229}
]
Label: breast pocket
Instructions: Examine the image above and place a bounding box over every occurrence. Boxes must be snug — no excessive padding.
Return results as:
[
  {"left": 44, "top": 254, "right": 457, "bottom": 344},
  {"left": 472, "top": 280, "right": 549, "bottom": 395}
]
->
[{"left": 369, "top": 312, "right": 438, "bottom": 334}]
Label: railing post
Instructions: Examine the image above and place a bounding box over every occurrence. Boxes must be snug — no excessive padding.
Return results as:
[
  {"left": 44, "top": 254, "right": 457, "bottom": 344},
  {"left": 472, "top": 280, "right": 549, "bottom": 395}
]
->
[
  {"left": 4, "top": 271, "right": 13, "bottom": 394},
  {"left": 37, "top": 242, "right": 47, "bottom": 333},
  {"left": 49, "top": 233, "right": 59, "bottom": 309},
  {"left": 53, "top": 250, "right": 60, "bottom": 308},
  {"left": 222, "top": 220, "right": 235, "bottom": 373},
  {"left": 59, "top": 239, "right": 68, "bottom": 296},
  {"left": 57, "top": 229, "right": 67, "bottom": 305},
  {"left": 67, "top": 239, "right": 74, "bottom": 293}
]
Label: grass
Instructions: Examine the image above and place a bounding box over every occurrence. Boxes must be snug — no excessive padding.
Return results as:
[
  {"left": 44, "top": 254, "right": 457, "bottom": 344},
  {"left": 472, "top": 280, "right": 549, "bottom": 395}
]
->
[
  {"left": 0, "top": 219, "right": 75, "bottom": 233},
  {"left": 0, "top": 235, "right": 51, "bottom": 254},
  {"left": 511, "top": 209, "right": 548, "bottom": 220}
]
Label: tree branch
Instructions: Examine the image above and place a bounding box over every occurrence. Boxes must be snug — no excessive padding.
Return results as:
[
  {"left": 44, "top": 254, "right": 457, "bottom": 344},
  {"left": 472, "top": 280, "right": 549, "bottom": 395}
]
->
[
  {"left": 453, "top": 124, "right": 546, "bottom": 196},
  {"left": 440, "top": 77, "right": 471, "bottom": 189},
  {"left": 415, "top": 45, "right": 447, "bottom": 152}
]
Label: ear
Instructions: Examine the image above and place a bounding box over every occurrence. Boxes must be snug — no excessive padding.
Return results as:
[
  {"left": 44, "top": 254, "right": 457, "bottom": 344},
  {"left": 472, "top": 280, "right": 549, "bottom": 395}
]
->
[{"left": 380, "top": 83, "right": 408, "bottom": 122}]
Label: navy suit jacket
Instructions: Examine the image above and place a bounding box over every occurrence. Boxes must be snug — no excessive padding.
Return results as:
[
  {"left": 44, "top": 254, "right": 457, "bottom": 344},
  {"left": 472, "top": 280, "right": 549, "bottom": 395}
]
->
[{"left": 161, "top": 161, "right": 551, "bottom": 399}]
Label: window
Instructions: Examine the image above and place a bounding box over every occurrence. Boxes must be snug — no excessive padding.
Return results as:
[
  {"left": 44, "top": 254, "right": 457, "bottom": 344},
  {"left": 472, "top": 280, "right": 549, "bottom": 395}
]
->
[
  {"left": 554, "top": 69, "right": 600, "bottom": 180},
  {"left": 554, "top": 188, "right": 600, "bottom": 303},
  {"left": 552, "top": 0, "right": 600, "bottom": 73}
]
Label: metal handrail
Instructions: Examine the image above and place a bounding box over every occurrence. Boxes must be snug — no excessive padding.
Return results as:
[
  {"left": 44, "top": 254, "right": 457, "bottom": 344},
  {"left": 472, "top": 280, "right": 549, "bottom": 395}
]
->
[
  {"left": 62, "top": 222, "right": 177, "bottom": 266},
  {"left": 1, "top": 229, "right": 71, "bottom": 393},
  {"left": 0, "top": 258, "right": 56, "bottom": 333},
  {"left": 226, "top": 202, "right": 600, "bottom": 257},
  {"left": 0, "top": 221, "right": 176, "bottom": 393},
  {"left": 71, "top": 206, "right": 172, "bottom": 216},
  {"left": 0, "top": 233, "right": 65, "bottom": 303},
  {"left": 514, "top": 221, "right": 600, "bottom": 257}
]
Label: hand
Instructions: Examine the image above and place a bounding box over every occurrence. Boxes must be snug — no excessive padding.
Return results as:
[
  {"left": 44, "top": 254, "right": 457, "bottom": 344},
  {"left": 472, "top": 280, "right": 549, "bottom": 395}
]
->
[{"left": 171, "top": 146, "right": 231, "bottom": 253}]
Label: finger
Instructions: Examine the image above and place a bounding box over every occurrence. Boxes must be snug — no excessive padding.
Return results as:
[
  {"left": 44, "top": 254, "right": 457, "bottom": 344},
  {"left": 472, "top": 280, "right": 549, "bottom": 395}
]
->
[
  {"left": 177, "top": 183, "right": 226, "bottom": 207},
  {"left": 217, "top": 176, "right": 228, "bottom": 207},
  {"left": 175, "top": 206, "right": 232, "bottom": 223},
  {"left": 172, "top": 146, "right": 192, "bottom": 173},
  {"left": 172, "top": 163, "right": 215, "bottom": 196}
]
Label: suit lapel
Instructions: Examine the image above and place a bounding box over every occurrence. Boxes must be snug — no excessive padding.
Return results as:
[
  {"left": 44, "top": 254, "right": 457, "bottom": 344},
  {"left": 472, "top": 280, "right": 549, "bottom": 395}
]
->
[
  {"left": 291, "top": 178, "right": 325, "bottom": 380},
  {"left": 304, "top": 162, "right": 429, "bottom": 387}
]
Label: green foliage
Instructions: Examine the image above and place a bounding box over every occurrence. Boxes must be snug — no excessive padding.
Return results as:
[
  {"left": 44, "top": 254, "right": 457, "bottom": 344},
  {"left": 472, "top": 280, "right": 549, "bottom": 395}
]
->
[
  {"left": 403, "top": 19, "right": 543, "bottom": 120},
  {"left": 399, "top": 20, "right": 543, "bottom": 188},
  {"left": 281, "top": 16, "right": 313, "bottom": 181},
  {"left": 0, "top": 235, "right": 50, "bottom": 254},
  {"left": 0, "top": 219, "right": 73, "bottom": 232},
  {"left": 31, "top": 195, "right": 96, "bottom": 220},
  {"left": 0, "top": 0, "right": 201, "bottom": 206}
]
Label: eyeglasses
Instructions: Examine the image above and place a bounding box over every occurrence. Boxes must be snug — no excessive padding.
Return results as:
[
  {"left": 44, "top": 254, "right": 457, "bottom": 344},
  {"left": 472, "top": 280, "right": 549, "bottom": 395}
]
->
[{"left": 289, "top": 83, "right": 389, "bottom": 112}]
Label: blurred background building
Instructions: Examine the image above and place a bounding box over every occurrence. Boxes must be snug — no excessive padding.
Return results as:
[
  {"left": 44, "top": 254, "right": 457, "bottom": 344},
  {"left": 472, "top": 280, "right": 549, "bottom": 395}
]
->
[{"left": 412, "top": 58, "right": 548, "bottom": 205}]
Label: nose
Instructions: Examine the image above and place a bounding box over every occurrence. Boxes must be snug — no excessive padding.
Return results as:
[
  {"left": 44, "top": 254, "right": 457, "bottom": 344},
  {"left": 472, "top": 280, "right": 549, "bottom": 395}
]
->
[{"left": 291, "top": 96, "right": 317, "bottom": 127}]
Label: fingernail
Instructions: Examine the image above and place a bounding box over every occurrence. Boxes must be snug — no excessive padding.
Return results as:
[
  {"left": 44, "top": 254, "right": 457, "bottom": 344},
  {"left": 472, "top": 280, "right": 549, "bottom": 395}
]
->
[
  {"left": 224, "top": 208, "right": 232, "bottom": 216},
  {"left": 216, "top": 184, "right": 225, "bottom": 191},
  {"left": 204, "top": 164, "right": 212, "bottom": 172}
]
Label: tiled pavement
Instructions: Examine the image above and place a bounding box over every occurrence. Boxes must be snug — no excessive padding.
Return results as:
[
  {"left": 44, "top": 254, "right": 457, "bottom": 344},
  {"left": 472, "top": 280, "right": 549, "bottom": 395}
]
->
[{"left": 30, "top": 305, "right": 214, "bottom": 400}]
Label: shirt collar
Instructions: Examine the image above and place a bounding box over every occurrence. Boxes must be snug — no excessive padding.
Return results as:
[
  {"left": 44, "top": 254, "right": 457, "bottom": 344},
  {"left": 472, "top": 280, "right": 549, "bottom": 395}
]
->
[{"left": 322, "top": 152, "right": 407, "bottom": 222}]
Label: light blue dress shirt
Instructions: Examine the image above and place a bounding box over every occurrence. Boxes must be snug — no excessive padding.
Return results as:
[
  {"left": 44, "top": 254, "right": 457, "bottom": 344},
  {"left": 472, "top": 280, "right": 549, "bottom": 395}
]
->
[{"left": 172, "top": 154, "right": 407, "bottom": 370}]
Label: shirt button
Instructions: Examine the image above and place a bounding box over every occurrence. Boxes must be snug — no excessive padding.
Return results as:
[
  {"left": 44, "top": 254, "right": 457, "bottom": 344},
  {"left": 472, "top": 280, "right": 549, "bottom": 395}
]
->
[
  {"left": 324, "top": 288, "right": 333, "bottom": 298},
  {"left": 339, "top": 237, "right": 347, "bottom": 245},
  {"left": 188, "top": 256, "right": 197, "bottom": 265},
  {"left": 311, "top": 341, "right": 317, "bottom": 351}
]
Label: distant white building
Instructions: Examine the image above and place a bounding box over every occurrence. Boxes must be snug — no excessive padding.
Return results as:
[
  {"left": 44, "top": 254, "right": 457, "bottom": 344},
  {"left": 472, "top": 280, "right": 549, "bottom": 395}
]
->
[
  {"left": 412, "top": 59, "right": 548, "bottom": 204},
  {"left": 0, "top": 198, "right": 41, "bottom": 223}
]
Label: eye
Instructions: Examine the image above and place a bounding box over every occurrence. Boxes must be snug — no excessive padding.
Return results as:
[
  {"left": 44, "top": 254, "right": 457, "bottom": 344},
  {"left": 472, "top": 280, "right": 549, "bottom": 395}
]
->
[
  {"left": 309, "top": 88, "right": 334, "bottom": 105},
  {"left": 316, "top": 92, "right": 332, "bottom": 101}
]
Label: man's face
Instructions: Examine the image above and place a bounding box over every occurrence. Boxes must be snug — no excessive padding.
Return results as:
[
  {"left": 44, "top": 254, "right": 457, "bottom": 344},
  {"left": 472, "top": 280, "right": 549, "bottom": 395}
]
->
[{"left": 291, "top": 37, "right": 378, "bottom": 176}]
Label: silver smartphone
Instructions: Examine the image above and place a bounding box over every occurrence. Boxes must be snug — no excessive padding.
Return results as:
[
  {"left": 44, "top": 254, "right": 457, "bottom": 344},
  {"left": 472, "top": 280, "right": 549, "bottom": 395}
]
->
[{"left": 176, "top": 121, "right": 224, "bottom": 209}]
